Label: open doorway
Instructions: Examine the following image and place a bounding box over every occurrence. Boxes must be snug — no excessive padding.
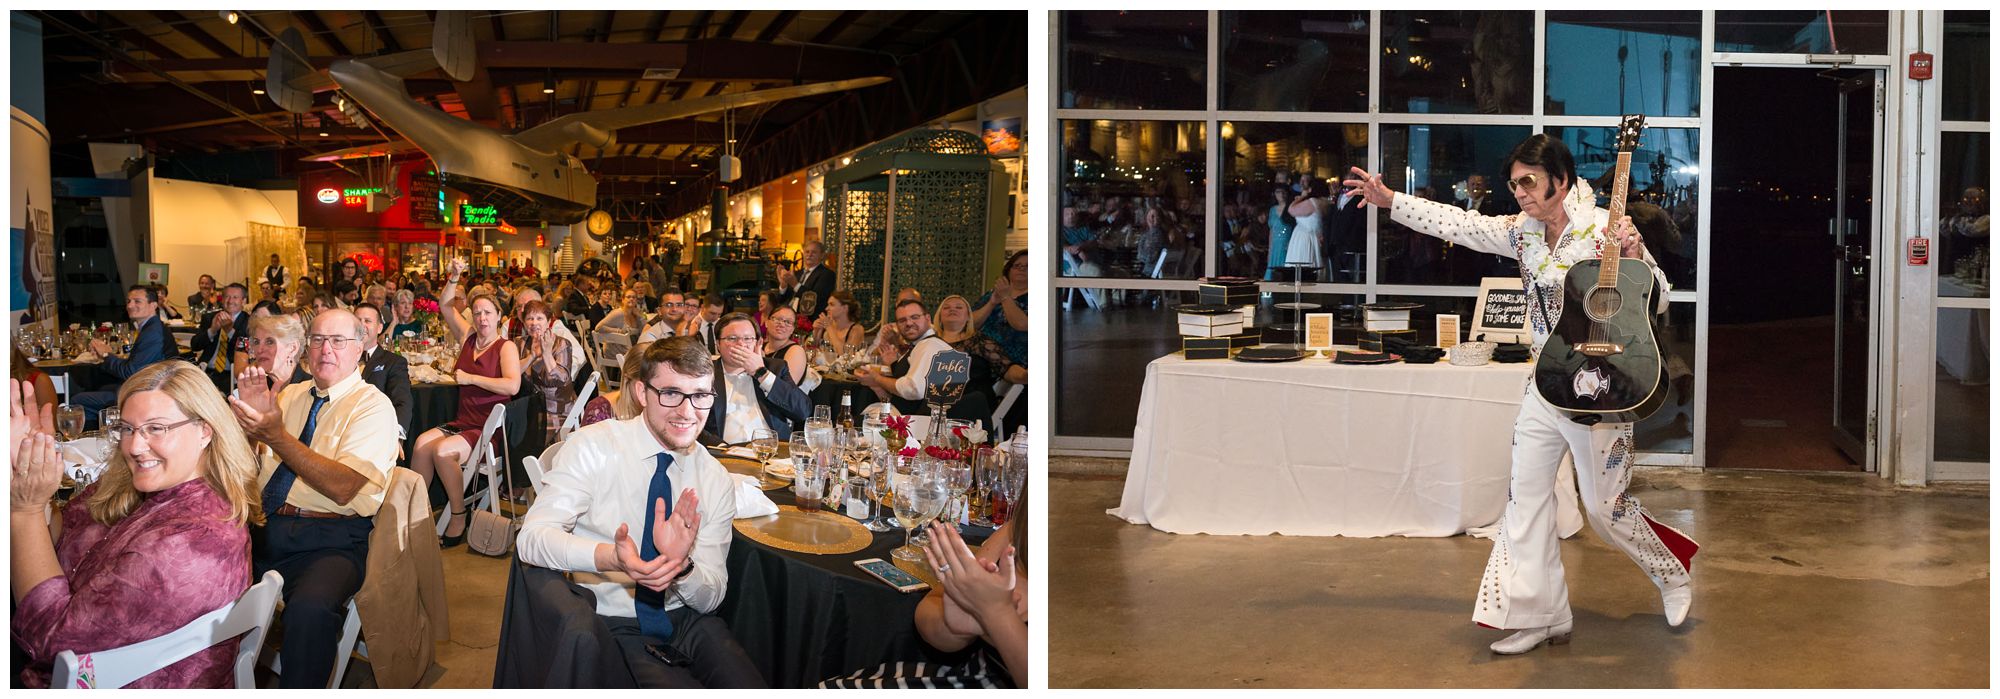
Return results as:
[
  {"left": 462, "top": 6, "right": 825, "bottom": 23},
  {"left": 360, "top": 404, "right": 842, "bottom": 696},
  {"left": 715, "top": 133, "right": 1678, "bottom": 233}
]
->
[{"left": 1707, "top": 66, "right": 1878, "bottom": 472}]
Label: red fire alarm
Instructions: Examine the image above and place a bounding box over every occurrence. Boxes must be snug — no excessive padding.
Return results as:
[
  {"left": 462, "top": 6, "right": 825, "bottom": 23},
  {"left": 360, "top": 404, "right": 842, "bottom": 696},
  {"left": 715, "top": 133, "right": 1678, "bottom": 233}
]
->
[
  {"left": 1908, "top": 237, "right": 1930, "bottom": 266},
  {"left": 1909, "top": 51, "right": 1934, "bottom": 81}
]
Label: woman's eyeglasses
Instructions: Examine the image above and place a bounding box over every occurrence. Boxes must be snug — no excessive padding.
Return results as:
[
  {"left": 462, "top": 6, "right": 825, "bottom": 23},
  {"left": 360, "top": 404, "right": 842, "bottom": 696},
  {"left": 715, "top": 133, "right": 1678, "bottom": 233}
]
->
[{"left": 106, "top": 417, "right": 203, "bottom": 444}]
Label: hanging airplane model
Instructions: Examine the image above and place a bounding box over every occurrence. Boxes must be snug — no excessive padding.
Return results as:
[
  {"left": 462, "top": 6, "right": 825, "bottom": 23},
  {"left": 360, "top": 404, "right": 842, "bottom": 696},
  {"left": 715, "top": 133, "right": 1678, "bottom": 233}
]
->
[{"left": 264, "top": 11, "right": 888, "bottom": 225}]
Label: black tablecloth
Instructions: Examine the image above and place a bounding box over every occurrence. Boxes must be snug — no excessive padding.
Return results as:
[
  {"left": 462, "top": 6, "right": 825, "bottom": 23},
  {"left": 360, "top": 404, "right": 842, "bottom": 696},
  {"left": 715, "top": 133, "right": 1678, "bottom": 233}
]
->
[
  {"left": 408, "top": 383, "right": 541, "bottom": 500},
  {"left": 807, "top": 377, "right": 871, "bottom": 424},
  {"left": 715, "top": 480, "right": 990, "bottom": 688}
]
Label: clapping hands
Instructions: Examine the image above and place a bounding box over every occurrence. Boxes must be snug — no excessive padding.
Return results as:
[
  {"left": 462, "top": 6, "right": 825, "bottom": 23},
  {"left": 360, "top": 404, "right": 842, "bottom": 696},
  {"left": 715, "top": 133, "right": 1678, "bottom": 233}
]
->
[
  {"left": 611, "top": 489, "right": 702, "bottom": 592},
  {"left": 922, "top": 521, "right": 1023, "bottom": 632}
]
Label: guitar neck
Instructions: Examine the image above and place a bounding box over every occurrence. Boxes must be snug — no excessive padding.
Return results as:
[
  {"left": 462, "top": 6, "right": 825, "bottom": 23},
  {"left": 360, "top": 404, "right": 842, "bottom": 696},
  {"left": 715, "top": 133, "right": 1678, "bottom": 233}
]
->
[{"left": 1598, "top": 151, "right": 1634, "bottom": 287}]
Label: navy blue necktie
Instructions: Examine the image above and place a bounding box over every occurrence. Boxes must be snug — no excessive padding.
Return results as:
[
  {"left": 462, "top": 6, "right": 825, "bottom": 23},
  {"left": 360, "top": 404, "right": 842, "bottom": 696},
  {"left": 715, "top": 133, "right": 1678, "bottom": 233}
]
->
[
  {"left": 636, "top": 452, "right": 676, "bottom": 643},
  {"left": 261, "top": 389, "right": 328, "bottom": 516}
]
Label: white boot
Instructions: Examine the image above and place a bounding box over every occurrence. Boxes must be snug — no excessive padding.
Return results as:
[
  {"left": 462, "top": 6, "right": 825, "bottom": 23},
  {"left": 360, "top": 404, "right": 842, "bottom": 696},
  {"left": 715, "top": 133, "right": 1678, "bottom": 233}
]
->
[
  {"left": 1488, "top": 619, "right": 1574, "bottom": 655},
  {"left": 1662, "top": 583, "right": 1692, "bottom": 627}
]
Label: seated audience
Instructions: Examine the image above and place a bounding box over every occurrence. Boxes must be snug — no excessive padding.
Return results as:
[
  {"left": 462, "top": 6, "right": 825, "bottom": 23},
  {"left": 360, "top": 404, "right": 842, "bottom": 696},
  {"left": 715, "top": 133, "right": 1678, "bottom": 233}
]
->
[
  {"left": 247, "top": 313, "right": 313, "bottom": 389},
  {"left": 704, "top": 312, "right": 812, "bottom": 444},
  {"left": 517, "top": 336, "right": 764, "bottom": 688},
  {"left": 971, "top": 250, "right": 1030, "bottom": 367},
  {"left": 410, "top": 262, "right": 520, "bottom": 547},
  {"left": 812, "top": 290, "right": 869, "bottom": 357},
  {"left": 73, "top": 286, "right": 180, "bottom": 424},
  {"left": 934, "top": 295, "right": 1028, "bottom": 414},
  {"left": 191, "top": 282, "right": 252, "bottom": 392},
  {"left": 11, "top": 363, "right": 263, "bottom": 688},
  {"left": 227, "top": 309, "right": 400, "bottom": 688},
  {"left": 855, "top": 298, "right": 991, "bottom": 420},
  {"left": 352, "top": 302, "right": 414, "bottom": 440},
  {"left": 760, "top": 306, "right": 809, "bottom": 386},
  {"left": 519, "top": 300, "right": 578, "bottom": 443}
]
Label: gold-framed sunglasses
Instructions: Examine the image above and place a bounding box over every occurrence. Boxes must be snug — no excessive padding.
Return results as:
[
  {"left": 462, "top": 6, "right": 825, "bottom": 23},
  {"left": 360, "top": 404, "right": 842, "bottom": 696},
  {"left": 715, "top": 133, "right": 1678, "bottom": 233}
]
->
[{"left": 1504, "top": 173, "right": 1543, "bottom": 194}]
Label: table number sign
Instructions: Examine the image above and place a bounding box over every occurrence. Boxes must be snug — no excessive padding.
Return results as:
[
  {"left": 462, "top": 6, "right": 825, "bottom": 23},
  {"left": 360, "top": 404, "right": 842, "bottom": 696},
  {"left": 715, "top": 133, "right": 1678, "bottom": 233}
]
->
[{"left": 925, "top": 349, "right": 971, "bottom": 408}]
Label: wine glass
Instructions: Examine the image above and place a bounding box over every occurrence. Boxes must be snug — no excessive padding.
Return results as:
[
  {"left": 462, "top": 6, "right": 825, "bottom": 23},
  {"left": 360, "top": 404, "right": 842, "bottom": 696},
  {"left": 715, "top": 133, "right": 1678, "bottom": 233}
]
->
[
  {"left": 813, "top": 405, "right": 833, "bottom": 425},
  {"left": 892, "top": 457, "right": 947, "bottom": 562},
  {"left": 98, "top": 407, "right": 121, "bottom": 438},
  {"left": 55, "top": 404, "right": 85, "bottom": 441},
  {"left": 970, "top": 447, "right": 999, "bottom": 527},
  {"left": 861, "top": 447, "right": 893, "bottom": 532},
  {"left": 787, "top": 432, "right": 810, "bottom": 481},
  {"left": 751, "top": 428, "right": 779, "bottom": 487},
  {"left": 944, "top": 457, "right": 972, "bottom": 531}
]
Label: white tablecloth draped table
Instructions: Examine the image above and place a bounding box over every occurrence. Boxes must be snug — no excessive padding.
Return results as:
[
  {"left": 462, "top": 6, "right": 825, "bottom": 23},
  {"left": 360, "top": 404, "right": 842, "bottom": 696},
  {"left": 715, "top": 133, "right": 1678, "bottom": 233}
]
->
[{"left": 1111, "top": 353, "right": 1541, "bottom": 538}]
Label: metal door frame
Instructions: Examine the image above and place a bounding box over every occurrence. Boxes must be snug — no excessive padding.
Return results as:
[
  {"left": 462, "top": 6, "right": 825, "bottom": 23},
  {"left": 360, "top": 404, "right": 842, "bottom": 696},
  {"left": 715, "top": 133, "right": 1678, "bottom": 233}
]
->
[{"left": 1698, "top": 40, "right": 1895, "bottom": 472}]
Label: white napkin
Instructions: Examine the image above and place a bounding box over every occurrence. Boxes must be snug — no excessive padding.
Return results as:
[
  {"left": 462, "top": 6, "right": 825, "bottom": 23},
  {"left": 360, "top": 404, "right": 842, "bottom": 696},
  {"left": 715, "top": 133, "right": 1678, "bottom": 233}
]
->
[
  {"left": 732, "top": 475, "right": 779, "bottom": 519},
  {"left": 59, "top": 438, "right": 112, "bottom": 483},
  {"left": 765, "top": 456, "right": 795, "bottom": 477},
  {"left": 723, "top": 446, "right": 758, "bottom": 460}
]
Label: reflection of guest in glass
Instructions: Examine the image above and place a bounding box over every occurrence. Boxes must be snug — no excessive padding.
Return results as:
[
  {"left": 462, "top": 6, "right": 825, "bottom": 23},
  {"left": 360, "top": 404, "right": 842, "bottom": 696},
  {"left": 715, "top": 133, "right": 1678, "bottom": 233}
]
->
[
  {"left": 1344, "top": 134, "right": 1698, "bottom": 655},
  {"left": 1283, "top": 176, "right": 1327, "bottom": 280},
  {"left": 1265, "top": 185, "right": 1297, "bottom": 280},
  {"left": 1943, "top": 186, "right": 1988, "bottom": 279}
]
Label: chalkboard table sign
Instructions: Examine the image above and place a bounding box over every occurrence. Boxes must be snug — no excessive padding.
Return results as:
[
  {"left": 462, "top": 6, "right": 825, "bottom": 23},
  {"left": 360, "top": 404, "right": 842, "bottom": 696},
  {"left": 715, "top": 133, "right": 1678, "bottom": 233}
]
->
[
  {"left": 1472, "top": 277, "right": 1529, "bottom": 344},
  {"left": 925, "top": 349, "right": 972, "bottom": 408}
]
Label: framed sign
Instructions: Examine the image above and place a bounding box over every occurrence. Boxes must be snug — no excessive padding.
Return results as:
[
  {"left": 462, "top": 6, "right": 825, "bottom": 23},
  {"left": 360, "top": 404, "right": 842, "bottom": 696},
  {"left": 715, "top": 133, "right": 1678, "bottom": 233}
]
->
[
  {"left": 925, "top": 349, "right": 972, "bottom": 407},
  {"left": 1305, "top": 313, "right": 1335, "bottom": 355},
  {"left": 1436, "top": 314, "right": 1461, "bottom": 349},
  {"left": 137, "top": 262, "right": 169, "bottom": 286},
  {"left": 1472, "top": 277, "right": 1529, "bottom": 344}
]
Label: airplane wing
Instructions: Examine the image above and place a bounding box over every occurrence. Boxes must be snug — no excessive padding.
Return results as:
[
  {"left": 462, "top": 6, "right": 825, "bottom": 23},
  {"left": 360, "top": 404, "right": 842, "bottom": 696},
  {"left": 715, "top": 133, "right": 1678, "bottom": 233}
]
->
[
  {"left": 266, "top": 25, "right": 445, "bottom": 114},
  {"left": 298, "top": 139, "right": 421, "bottom": 163},
  {"left": 509, "top": 76, "right": 890, "bottom": 153}
]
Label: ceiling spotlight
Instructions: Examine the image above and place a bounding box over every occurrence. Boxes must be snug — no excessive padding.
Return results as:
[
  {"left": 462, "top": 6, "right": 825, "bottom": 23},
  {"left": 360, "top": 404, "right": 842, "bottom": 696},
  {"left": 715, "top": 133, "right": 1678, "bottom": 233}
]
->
[
  {"left": 221, "top": 10, "right": 239, "bottom": 24},
  {"left": 252, "top": 86, "right": 265, "bottom": 95},
  {"left": 318, "top": 131, "right": 330, "bottom": 137},
  {"left": 841, "top": 157, "right": 851, "bottom": 166},
  {"left": 543, "top": 70, "right": 556, "bottom": 94}
]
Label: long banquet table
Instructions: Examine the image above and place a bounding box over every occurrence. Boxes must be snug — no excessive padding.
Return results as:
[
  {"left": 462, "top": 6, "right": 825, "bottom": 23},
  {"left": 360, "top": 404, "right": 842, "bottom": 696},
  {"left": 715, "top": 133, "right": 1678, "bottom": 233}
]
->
[{"left": 1111, "top": 353, "right": 1533, "bottom": 538}]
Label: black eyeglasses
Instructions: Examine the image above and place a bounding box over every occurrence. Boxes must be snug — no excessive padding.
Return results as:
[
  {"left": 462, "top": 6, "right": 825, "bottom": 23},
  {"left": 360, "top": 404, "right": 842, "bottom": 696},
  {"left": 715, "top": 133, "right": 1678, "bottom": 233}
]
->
[{"left": 640, "top": 383, "right": 717, "bottom": 410}]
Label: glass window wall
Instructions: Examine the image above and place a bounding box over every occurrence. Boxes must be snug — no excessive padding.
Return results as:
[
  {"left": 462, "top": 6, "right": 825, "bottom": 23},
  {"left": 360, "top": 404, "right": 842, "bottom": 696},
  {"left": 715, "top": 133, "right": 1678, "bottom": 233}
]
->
[
  {"left": 1060, "top": 11, "right": 1208, "bottom": 110},
  {"left": 1219, "top": 11, "right": 1370, "bottom": 114},
  {"left": 1375, "top": 124, "right": 1532, "bottom": 286},
  {"left": 1379, "top": 11, "right": 1534, "bottom": 115},
  {"left": 1545, "top": 11, "right": 1702, "bottom": 117},
  {"left": 1059, "top": 119, "right": 1208, "bottom": 281}
]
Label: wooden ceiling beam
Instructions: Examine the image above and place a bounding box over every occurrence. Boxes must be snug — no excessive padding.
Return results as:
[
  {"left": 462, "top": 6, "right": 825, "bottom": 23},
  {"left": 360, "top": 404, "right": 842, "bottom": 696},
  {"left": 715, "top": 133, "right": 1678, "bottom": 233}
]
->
[
  {"left": 296, "top": 11, "right": 353, "bottom": 57},
  {"left": 360, "top": 11, "right": 403, "bottom": 53},
  {"left": 148, "top": 10, "right": 240, "bottom": 59},
  {"left": 810, "top": 11, "right": 864, "bottom": 45}
]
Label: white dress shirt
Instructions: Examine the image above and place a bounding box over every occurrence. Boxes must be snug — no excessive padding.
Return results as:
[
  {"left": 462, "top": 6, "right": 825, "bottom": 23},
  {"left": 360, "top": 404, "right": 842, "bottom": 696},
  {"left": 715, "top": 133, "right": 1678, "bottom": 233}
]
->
[
  {"left": 638, "top": 317, "right": 678, "bottom": 345},
  {"left": 891, "top": 331, "right": 955, "bottom": 402},
  {"left": 720, "top": 369, "right": 780, "bottom": 444},
  {"left": 255, "top": 368, "right": 401, "bottom": 517},
  {"left": 516, "top": 416, "right": 739, "bottom": 618}
]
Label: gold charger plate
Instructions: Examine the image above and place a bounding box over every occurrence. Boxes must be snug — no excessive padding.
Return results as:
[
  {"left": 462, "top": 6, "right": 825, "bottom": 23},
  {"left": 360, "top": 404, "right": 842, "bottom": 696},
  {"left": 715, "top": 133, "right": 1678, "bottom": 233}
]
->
[
  {"left": 733, "top": 505, "right": 872, "bottom": 555},
  {"left": 716, "top": 455, "right": 787, "bottom": 491}
]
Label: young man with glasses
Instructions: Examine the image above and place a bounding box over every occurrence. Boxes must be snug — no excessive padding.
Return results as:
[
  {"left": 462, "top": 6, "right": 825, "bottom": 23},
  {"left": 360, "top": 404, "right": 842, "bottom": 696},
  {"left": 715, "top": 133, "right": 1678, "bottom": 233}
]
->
[
  {"left": 73, "top": 286, "right": 180, "bottom": 425},
  {"left": 638, "top": 289, "right": 694, "bottom": 346},
  {"left": 697, "top": 312, "right": 812, "bottom": 444},
  {"left": 1344, "top": 134, "right": 1695, "bottom": 655},
  {"left": 853, "top": 298, "right": 960, "bottom": 417},
  {"left": 517, "top": 336, "right": 764, "bottom": 688},
  {"left": 225, "top": 309, "right": 401, "bottom": 687}
]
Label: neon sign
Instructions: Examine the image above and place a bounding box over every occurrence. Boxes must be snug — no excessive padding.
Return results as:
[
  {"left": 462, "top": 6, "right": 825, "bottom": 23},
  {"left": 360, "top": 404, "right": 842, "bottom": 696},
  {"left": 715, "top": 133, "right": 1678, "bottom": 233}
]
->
[
  {"left": 316, "top": 188, "right": 340, "bottom": 204},
  {"left": 460, "top": 203, "right": 499, "bottom": 226}
]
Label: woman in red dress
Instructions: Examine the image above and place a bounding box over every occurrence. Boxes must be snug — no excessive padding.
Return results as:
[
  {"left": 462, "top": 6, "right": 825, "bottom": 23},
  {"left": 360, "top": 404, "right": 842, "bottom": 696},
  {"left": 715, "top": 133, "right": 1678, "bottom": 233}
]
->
[{"left": 409, "top": 259, "right": 521, "bottom": 547}]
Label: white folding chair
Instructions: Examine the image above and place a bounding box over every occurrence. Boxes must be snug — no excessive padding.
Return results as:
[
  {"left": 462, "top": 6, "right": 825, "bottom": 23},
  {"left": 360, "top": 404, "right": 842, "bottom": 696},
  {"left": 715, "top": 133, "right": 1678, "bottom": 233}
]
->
[
  {"left": 557, "top": 372, "right": 599, "bottom": 441},
  {"left": 437, "top": 407, "right": 508, "bottom": 537},
  {"left": 594, "top": 332, "right": 632, "bottom": 385},
  {"left": 523, "top": 440, "right": 565, "bottom": 495},
  {"left": 52, "top": 570, "right": 283, "bottom": 689},
  {"left": 991, "top": 381, "right": 1024, "bottom": 436}
]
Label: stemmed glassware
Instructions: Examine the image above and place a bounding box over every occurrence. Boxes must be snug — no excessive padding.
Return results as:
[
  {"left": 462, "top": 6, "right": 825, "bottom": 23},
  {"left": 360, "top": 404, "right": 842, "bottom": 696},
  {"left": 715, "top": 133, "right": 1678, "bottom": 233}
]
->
[
  {"left": 860, "top": 446, "right": 894, "bottom": 532},
  {"left": 891, "top": 455, "right": 948, "bottom": 562},
  {"left": 970, "top": 447, "right": 1000, "bottom": 527},
  {"left": 943, "top": 456, "right": 972, "bottom": 531},
  {"left": 55, "top": 404, "right": 86, "bottom": 442},
  {"left": 751, "top": 428, "right": 779, "bottom": 487}
]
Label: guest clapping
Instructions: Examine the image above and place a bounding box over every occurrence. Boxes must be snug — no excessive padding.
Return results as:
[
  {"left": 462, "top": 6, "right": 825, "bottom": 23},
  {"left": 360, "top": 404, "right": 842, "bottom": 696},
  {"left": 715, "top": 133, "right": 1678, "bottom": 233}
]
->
[{"left": 12, "top": 364, "right": 264, "bottom": 688}]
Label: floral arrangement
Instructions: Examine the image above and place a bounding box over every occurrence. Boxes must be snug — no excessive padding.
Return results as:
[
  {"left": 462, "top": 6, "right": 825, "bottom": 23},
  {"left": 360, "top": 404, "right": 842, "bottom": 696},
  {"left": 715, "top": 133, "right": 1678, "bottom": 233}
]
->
[
  {"left": 412, "top": 297, "right": 442, "bottom": 326},
  {"left": 880, "top": 415, "right": 912, "bottom": 443}
]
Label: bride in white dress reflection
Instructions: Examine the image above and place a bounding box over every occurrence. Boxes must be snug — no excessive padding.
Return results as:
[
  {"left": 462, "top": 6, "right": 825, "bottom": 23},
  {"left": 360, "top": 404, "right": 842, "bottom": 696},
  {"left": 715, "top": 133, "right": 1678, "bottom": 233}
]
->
[{"left": 1284, "top": 175, "right": 1327, "bottom": 278}]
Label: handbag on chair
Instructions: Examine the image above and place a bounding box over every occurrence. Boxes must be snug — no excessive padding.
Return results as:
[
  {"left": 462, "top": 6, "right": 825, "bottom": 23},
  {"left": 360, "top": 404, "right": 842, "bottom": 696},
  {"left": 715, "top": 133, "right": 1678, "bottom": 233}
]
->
[{"left": 467, "top": 446, "right": 518, "bottom": 557}]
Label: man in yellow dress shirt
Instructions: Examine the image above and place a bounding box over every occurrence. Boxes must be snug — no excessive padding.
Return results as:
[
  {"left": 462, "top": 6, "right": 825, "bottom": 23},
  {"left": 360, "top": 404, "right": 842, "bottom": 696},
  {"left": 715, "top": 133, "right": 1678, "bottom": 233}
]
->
[{"left": 228, "top": 308, "right": 401, "bottom": 688}]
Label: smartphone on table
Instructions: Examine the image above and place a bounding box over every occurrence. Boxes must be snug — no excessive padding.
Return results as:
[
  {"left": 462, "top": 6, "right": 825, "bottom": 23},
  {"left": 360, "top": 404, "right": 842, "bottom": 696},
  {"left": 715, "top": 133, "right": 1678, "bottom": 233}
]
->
[{"left": 854, "top": 557, "right": 929, "bottom": 593}]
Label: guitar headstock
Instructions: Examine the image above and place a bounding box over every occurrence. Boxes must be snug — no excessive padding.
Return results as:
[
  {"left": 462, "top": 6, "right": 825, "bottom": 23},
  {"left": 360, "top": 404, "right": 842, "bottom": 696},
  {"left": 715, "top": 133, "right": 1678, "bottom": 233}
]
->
[{"left": 1616, "top": 114, "right": 1647, "bottom": 153}]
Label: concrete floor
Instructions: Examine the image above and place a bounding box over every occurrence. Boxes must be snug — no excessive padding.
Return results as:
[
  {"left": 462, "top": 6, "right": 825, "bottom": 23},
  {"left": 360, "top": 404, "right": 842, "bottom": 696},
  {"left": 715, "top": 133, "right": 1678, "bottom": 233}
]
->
[{"left": 1048, "top": 458, "right": 1990, "bottom": 689}]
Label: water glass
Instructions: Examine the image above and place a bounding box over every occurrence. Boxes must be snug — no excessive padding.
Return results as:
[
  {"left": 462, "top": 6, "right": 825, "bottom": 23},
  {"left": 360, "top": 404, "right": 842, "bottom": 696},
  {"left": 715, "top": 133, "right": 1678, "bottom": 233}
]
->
[
  {"left": 892, "top": 456, "right": 947, "bottom": 562},
  {"left": 813, "top": 405, "right": 833, "bottom": 424},
  {"left": 56, "top": 404, "right": 85, "bottom": 441},
  {"left": 792, "top": 452, "right": 823, "bottom": 512},
  {"left": 98, "top": 407, "right": 121, "bottom": 437},
  {"left": 751, "top": 428, "right": 779, "bottom": 486}
]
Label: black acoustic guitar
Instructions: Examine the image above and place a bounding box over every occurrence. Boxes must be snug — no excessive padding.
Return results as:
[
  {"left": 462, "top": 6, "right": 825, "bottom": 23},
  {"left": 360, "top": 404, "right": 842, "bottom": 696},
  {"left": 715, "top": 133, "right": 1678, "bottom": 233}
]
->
[{"left": 1533, "top": 114, "right": 1668, "bottom": 425}]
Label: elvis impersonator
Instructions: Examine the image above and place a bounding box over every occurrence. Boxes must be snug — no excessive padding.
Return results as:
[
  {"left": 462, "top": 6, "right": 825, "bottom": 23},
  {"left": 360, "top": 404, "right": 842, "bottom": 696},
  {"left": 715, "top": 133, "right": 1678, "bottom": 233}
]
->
[{"left": 1343, "top": 135, "right": 1700, "bottom": 655}]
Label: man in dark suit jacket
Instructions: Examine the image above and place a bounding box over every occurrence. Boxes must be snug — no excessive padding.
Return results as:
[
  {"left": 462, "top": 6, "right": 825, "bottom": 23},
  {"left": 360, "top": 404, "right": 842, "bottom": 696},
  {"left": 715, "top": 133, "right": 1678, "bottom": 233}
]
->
[
  {"left": 190, "top": 282, "right": 253, "bottom": 392},
  {"left": 74, "top": 285, "right": 180, "bottom": 424},
  {"left": 775, "top": 240, "right": 837, "bottom": 325},
  {"left": 353, "top": 302, "right": 414, "bottom": 439},
  {"left": 1325, "top": 182, "right": 1371, "bottom": 282},
  {"left": 699, "top": 314, "right": 812, "bottom": 445}
]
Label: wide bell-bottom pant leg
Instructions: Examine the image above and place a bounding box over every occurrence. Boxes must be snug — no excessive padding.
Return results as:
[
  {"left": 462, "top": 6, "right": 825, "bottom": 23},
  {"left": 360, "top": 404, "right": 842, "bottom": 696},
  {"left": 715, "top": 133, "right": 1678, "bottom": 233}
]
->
[
  {"left": 1472, "top": 392, "right": 1574, "bottom": 630},
  {"left": 1558, "top": 405, "right": 1700, "bottom": 595}
]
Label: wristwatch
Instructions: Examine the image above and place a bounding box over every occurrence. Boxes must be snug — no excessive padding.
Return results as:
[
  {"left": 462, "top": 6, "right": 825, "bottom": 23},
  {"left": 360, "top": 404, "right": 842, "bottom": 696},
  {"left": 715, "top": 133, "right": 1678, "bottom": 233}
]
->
[{"left": 752, "top": 366, "right": 770, "bottom": 382}]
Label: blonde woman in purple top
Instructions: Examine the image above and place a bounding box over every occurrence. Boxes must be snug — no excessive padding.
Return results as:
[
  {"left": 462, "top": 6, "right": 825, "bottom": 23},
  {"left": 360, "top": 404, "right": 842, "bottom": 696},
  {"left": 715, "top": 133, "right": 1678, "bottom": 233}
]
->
[{"left": 10, "top": 361, "right": 265, "bottom": 688}]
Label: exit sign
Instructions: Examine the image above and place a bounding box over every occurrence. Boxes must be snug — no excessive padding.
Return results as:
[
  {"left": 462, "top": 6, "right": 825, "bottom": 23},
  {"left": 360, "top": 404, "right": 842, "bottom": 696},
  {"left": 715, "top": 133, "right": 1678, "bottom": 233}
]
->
[{"left": 460, "top": 203, "right": 499, "bottom": 226}]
